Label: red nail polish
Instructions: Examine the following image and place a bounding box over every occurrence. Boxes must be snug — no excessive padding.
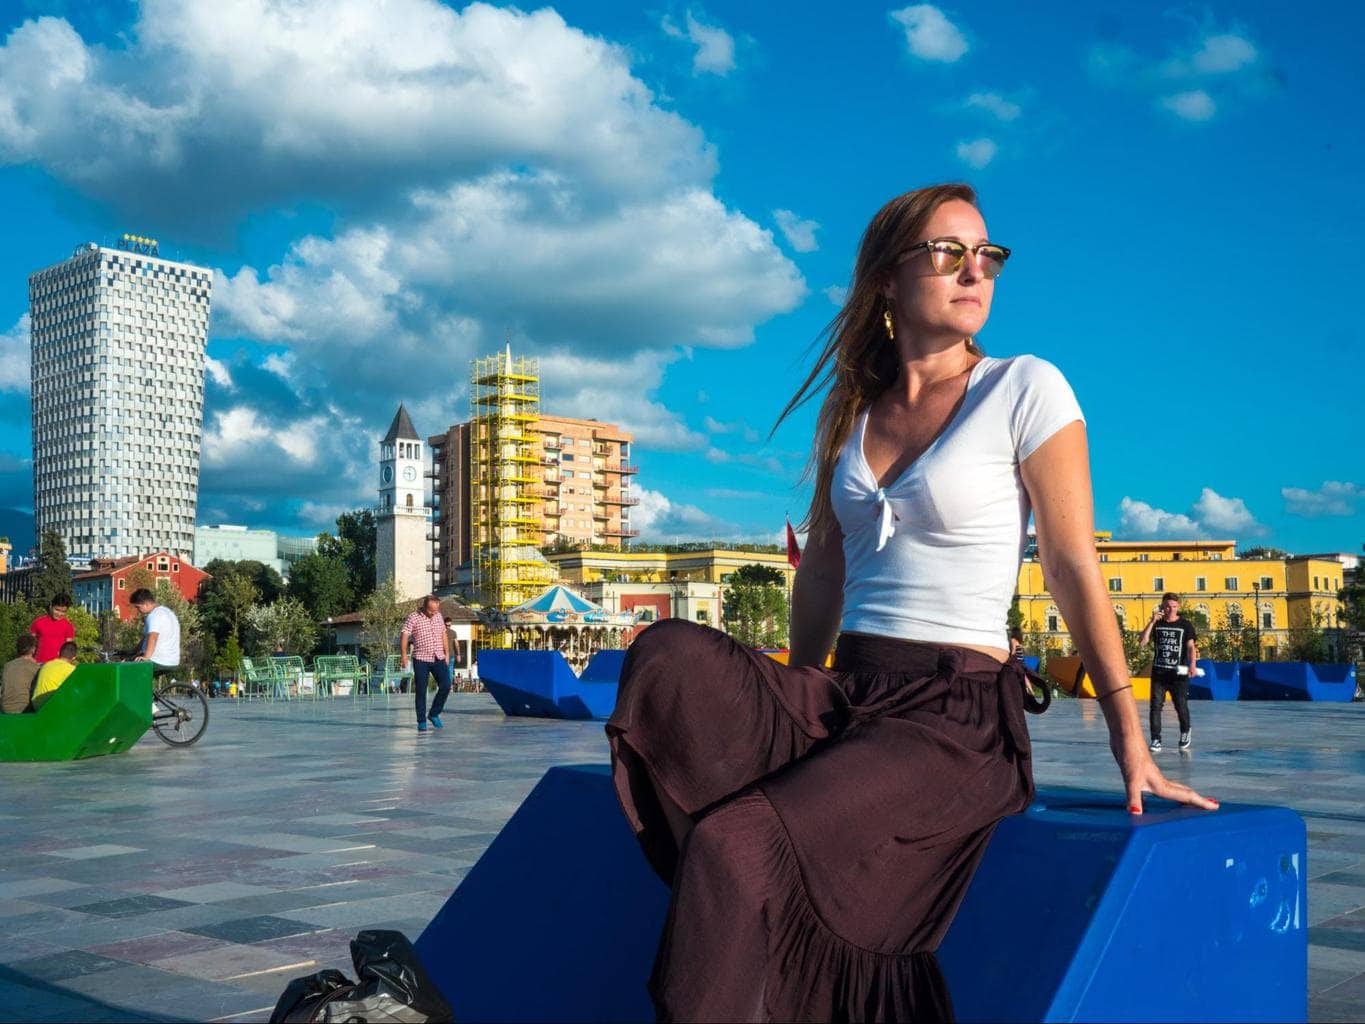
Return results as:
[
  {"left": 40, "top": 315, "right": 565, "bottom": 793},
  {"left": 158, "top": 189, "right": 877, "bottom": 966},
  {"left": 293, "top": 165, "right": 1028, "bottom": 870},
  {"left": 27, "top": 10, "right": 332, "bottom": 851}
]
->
[{"left": 1129, "top": 805, "right": 1141, "bottom": 813}]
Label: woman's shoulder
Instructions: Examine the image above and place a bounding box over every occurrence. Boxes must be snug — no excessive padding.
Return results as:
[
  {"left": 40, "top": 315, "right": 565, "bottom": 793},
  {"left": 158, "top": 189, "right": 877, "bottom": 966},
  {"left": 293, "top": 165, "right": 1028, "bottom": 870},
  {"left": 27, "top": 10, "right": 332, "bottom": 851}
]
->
[
  {"left": 986, "top": 352, "right": 1070, "bottom": 382},
  {"left": 981, "top": 353, "right": 1076, "bottom": 403}
]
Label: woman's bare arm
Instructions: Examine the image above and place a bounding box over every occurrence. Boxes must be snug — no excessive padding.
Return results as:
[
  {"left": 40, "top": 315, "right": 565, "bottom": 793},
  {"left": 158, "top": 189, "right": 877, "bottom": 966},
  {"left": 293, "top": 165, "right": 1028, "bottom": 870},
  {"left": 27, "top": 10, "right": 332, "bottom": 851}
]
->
[
  {"left": 1021, "top": 421, "right": 1217, "bottom": 814},
  {"left": 788, "top": 511, "right": 845, "bottom": 668}
]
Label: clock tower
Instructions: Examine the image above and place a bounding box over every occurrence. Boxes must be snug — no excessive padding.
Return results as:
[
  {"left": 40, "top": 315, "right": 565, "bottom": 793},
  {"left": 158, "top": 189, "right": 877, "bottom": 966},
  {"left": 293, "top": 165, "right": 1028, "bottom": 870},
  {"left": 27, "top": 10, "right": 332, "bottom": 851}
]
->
[{"left": 376, "top": 404, "right": 432, "bottom": 600}]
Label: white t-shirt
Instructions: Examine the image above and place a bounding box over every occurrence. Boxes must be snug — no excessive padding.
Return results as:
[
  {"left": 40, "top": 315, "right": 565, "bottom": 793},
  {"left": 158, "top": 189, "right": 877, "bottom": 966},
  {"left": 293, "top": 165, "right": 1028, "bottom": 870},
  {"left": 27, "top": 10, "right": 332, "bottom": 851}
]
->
[
  {"left": 143, "top": 605, "right": 182, "bottom": 667},
  {"left": 832, "top": 355, "right": 1084, "bottom": 650}
]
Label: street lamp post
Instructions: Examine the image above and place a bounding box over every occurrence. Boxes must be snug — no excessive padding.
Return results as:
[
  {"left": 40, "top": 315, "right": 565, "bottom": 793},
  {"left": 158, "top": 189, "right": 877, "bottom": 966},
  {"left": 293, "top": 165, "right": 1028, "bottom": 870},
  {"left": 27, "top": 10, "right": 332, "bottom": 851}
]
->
[{"left": 1251, "top": 581, "right": 1261, "bottom": 660}]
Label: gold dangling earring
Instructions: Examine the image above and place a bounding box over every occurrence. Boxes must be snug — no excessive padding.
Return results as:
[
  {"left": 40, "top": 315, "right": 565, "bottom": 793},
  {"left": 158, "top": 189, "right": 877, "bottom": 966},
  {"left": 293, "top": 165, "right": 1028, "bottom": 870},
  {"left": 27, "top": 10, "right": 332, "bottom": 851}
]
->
[{"left": 883, "top": 306, "right": 895, "bottom": 341}]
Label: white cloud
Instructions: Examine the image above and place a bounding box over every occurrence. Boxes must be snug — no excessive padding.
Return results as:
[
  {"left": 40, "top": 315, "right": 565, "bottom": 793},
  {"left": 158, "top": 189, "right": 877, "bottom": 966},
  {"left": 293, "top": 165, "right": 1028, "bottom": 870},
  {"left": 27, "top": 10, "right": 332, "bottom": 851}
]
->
[
  {"left": 965, "top": 92, "right": 1021, "bottom": 121},
  {"left": 702, "top": 416, "right": 760, "bottom": 444},
  {"left": 1192, "top": 488, "right": 1266, "bottom": 536},
  {"left": 0, "top": 314, "right": 30, "bottom": 392},
  {"left": 534, "top": 349, "right": 709, "bottom": 453},
  {"left": 823, "top": 284, "right": 848, "bottom": 306},
  {"left": 662, "top": 10, "right": 736, "bottom": 76},
  {"left": 955, "top": 137, "right": 998, "bottom": 168},
  {"left": 1282, "top": 481, "right": 1363, "bottom": 518},
  {"left": 204, "top": 355, "right": 232, "bottom": 389},
  {"left": 890, "top": 5, "right": 968, "bottom": 63},
  {"left": 704, "top": 446, "right": 785, "bottom": 476},
  {"left": 0, "top": 0, "right": 716, "bottom": 226},
  {"left": 1162, "top": 90, "right": 1216, "bottom": 121},
  {"left": 1118, "top": 497, "right": 1201, "bottom": 539},
  {"left": 631, "top": 484, "right": 743, "bottom": 542},
  {"left": 213, "top": 173, "right": 804, "bottom": 400},
  {"left": 1177, "top": 33, "right": 1258, "bottom": 76},
  {"left": 1193, "top": 33, "right": 1258, "bottom": 74},
  {"left": 201, "top": 402, "right": 371, "bottom": 507},
  {"left": 773, "top": 209, "right": 819, "bottom": 253},
  {"left": 1091, "top": 27, "right": 1263, "bottom": 125},
  {"left": 1119, "top": 488, "right": 1267, "bottom": 539}
]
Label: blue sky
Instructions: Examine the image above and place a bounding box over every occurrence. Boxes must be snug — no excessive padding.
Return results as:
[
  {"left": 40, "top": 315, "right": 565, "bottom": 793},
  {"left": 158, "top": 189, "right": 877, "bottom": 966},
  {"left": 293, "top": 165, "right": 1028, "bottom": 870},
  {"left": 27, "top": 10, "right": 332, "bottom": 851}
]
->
[{"left": 0, "top": 0, "right": 1361, "bottom": 555}]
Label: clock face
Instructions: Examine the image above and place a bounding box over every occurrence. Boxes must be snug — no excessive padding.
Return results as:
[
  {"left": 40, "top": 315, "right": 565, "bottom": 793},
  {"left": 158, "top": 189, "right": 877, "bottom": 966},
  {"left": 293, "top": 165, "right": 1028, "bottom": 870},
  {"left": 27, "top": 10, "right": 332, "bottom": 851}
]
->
[
  {"left": 381, "top": 465, "right": 393, "bottom": 484},
  {"left": 403, "top": 466, "right": 417, "bottom": 482}
]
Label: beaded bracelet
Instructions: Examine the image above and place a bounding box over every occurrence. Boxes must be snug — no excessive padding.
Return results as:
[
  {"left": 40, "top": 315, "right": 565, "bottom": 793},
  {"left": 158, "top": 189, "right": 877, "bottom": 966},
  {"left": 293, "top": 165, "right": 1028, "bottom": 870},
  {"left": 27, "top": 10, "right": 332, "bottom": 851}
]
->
[{"left": 1096, "top": 684, "right": 1132, "bottom": 702}]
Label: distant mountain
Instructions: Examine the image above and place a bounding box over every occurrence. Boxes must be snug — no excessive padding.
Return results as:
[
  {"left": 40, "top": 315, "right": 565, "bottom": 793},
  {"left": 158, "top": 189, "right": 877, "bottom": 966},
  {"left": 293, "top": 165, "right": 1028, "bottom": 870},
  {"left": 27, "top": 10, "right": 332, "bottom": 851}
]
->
[{"left": 0, "top": 508, "right": 35, "bottom": 557}]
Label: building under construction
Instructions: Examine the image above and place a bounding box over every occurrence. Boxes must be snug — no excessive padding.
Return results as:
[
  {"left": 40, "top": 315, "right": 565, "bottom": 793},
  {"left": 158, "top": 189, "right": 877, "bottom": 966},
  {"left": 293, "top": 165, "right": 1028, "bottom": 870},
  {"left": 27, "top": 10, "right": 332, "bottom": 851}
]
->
[
  {"left": 428, "top": 351, "right": 638, "bottom": 601},
  {"left": 467, "top": 347, "right": 557, "bottom": 620}
]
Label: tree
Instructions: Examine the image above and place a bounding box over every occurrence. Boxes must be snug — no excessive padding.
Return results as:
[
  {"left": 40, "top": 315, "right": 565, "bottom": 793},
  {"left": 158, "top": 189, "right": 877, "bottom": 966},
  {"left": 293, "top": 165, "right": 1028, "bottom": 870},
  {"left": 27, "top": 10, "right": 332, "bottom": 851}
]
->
[
  {"left": 30, "top": 530, "right": 72, "bottom": 610},
  {"left": 1119, "top": 619, "right": 1150, "bottom": 675},
  {"left": 288, "top": 552, "right": 354, "bottom": 621},
  {"left": 1183, "top": 607, "right": 1210, "bottom": 634},
  {"left": 359, "top": 580, "right": 407, "bottom": 663},
  {"left": 217, "top": 634, "right": 244, "bottom": 678},
  {"left": 317, "top": 509, "right": 377, "bottom": 602},
  {"left": 245, "top": 597, "right": 318, "bottom": 656},
  {"left": 1007, "top": 600, "right": 1025, "bottom": 635},
  {"left": 723, "top": 564, "right": 790, "bottom": 648},
  {"left": 1202, "top": 608, "right": 1260, "bottom": 663},
  {"left": 66, "top": 605, "right": 101, "bottom": 663},
  {"left": 0, "top": 599, "right": 34, "bottom": 661},
  {"left": 1285, "top": 607, "right": 1331, "bottom": 663},
  {"left": 202, "top": 558, "right": 284, "bottom": 603},
  {"left": 1238, "top": 546, "right": 1289, "bottom": 560},
  {"left": 1339, "top": 547, "right": 1364, "bottom": 661},
  {"left": 198, "top": 569, "right": 261, "bottom": 646}
]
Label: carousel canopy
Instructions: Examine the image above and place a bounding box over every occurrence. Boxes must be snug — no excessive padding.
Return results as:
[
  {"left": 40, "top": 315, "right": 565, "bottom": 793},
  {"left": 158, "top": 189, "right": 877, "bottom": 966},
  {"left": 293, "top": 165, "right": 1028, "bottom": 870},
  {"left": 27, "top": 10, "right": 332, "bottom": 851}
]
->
[{"left": 507, "top": 585, "right": 635, "bottom": 627}]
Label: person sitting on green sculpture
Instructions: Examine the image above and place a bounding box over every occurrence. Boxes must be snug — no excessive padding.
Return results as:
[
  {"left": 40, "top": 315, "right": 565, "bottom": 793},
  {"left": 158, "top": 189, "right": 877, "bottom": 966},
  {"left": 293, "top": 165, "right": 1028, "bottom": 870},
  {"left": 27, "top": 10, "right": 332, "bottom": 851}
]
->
[
  {"left": 31, "top": 641, "right": 79, "bottom": 710},
  {"left": 1, "top": 634, "right": 40, "bottom": 714}
]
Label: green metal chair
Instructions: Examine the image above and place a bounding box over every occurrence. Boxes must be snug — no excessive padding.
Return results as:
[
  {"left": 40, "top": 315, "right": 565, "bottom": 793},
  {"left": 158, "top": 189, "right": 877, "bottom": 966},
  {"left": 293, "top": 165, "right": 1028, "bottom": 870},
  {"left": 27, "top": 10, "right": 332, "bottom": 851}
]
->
[
  {"left": 314, "top": 655, "right": 365, "bottom": 699},
  {"left": 269, "top": 656, "right": 305, "bottom": 701},
  {"left": 239, "top": 658, "right": 276, "bottom": 702},
  {"left": 380, "top": 654, "right": 412, "bottom": 698}
]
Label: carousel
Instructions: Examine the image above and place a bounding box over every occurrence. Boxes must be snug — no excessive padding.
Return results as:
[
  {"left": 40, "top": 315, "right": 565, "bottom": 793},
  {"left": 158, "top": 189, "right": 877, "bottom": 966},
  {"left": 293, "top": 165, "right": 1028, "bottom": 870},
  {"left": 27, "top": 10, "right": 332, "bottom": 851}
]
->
[{"left": 502, "top": 585, "right": 637, "bottom": 670}]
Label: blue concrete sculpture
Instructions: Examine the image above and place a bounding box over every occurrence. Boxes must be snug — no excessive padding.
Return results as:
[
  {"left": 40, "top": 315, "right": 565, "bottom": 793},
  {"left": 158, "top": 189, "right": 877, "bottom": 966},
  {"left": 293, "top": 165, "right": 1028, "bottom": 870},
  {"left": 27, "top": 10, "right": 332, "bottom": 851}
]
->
[
  {"left": 938, "top": 794, "right": 1305, "bottom": 1023},
  {"left": 1240, "top": 661, "right": 1357, "bottom": 702},
  {"left": 414, "top": 765, "right": 1306, "bottom": 1023},
  {"left": 477, "top": 649, "right": 623, "bottom": 720},
  {"left": 415, "top": 765, "right": 666, "bottom": 1023},
  {"left": 1191, "top": 658, "right": 1241, "bottom": 700}
]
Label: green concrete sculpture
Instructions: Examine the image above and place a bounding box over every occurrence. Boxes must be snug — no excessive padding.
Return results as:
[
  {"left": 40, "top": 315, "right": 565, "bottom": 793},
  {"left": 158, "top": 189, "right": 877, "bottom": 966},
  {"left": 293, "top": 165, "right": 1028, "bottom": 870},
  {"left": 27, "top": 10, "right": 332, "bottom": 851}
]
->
[{"left": 0, "top": 663, "right": 152, "bottom": 761}]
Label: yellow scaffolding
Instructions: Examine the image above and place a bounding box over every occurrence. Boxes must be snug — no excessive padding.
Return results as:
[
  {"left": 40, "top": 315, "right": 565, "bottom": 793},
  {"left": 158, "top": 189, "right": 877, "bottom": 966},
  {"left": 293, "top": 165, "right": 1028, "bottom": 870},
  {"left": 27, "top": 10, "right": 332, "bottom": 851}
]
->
[{"left": 471, "top": 346, "right": 557, "bottom": 638}]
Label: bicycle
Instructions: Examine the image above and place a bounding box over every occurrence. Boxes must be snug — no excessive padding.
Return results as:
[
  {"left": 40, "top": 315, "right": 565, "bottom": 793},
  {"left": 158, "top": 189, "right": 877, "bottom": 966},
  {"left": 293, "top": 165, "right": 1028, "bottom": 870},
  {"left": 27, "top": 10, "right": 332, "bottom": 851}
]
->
[
  {"left": 150, "top": 676, "right": 209, "bottom": 747},
  {"left": 98, "top": 651, "right": 209, "bottom": 747}
]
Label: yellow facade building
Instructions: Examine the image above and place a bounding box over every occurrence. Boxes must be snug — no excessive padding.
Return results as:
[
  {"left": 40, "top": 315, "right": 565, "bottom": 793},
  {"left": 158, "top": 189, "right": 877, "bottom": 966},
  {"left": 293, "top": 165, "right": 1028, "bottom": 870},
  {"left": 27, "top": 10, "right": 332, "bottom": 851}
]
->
[
  {"left": 547, "top": 547, "right": 794, "bottom": 589},
  {"left": 1015, "top": 533, "right": 1348, "bottom": 658}
]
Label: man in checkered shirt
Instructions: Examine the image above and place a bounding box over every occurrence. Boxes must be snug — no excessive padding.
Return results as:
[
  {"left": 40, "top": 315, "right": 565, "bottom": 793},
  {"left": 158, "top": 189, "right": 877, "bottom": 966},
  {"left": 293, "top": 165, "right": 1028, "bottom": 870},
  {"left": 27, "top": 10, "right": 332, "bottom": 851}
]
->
[{"left": 401, "top": 595, "right": 451, "bottom": 732}]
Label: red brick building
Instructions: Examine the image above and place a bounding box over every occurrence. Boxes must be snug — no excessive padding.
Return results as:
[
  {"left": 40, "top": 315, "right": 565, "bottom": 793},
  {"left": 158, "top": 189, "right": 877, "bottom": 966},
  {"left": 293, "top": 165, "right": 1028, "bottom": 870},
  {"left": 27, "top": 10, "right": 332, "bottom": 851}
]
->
[{"left": 72, "top": 552, "right": 209, "bottom": 620}]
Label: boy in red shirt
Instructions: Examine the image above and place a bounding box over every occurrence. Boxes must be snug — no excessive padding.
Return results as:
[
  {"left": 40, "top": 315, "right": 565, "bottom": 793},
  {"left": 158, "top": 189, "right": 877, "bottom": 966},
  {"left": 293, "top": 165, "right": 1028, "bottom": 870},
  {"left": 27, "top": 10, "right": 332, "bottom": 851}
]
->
[{"left": 30, "top": 594, "right": 76, "bottom": 664}]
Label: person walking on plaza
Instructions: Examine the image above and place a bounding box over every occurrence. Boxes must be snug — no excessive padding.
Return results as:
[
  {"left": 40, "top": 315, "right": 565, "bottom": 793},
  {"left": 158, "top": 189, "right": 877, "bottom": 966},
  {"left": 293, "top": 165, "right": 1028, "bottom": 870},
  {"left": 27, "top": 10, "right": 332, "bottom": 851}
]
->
[
  {"left": 2, "top": 635, "right": 40, "bottom": 714},
  {"left": 401, "top": 595, "right": 451, "bottom": 732},
  {"left": 130, "top": 588, "right": 182, "bottom": 675},
  {"left": 606, "top": 183, "right": 1216, "bottom": 1022},
  {"left": 1140, "top": 592, "right": 1199, "bottom": 752},
  {"left": 29, "top": 593, "right": 76, "bottom": 664}
]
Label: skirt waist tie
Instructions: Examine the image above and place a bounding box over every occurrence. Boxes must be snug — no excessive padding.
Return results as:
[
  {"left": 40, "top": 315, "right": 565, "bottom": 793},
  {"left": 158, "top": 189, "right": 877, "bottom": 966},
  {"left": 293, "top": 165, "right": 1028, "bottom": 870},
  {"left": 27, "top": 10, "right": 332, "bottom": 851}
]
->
[{"left": 843, "top": 648, "right": 1048, "bottom": 761}]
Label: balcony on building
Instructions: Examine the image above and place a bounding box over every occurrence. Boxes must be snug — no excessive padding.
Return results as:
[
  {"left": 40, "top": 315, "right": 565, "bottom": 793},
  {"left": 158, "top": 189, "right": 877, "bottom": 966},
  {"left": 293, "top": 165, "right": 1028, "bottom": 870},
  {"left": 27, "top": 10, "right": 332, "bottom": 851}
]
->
[{"left": 600, "top": 463, "right": 638, "bottom": 475}]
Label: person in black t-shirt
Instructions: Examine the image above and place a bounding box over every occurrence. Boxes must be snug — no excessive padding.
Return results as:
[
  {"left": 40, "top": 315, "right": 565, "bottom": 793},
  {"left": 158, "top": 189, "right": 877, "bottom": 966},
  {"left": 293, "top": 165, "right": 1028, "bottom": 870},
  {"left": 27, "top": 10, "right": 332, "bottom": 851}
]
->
[{"left": 1139, "top": 592, "right": 1199, "bottom": 752}]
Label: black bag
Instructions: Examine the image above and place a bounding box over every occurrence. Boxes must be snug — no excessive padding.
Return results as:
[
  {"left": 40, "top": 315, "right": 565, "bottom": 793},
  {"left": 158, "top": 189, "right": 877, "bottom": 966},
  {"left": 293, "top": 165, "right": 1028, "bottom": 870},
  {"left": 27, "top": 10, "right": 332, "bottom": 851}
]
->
[{"left": 270, "top": 930, "right": 454, "bottom": 1023}]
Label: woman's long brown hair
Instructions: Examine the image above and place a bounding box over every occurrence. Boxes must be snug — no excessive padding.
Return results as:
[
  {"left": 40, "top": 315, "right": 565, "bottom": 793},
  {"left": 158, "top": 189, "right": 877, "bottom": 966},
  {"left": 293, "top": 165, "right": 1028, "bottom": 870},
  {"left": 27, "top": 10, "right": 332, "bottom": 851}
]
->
[{"left": 774, "top": 183, "right": 980, "bottom": 534}]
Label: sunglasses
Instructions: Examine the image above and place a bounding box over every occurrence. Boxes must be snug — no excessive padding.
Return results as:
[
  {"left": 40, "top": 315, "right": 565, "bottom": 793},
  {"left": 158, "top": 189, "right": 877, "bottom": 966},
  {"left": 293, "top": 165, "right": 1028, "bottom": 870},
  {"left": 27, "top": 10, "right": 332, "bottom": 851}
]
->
[{"left": 899, "top": 238, "right": 1011, "bottom": 279}]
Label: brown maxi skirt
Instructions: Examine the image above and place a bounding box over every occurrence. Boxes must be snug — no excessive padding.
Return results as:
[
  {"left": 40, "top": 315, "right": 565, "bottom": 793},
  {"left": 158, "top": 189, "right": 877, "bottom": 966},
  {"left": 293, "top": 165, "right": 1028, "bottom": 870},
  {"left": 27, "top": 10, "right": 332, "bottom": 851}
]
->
[{"left": 606, "top": 619, "right": 1044, "bottom": 1023}]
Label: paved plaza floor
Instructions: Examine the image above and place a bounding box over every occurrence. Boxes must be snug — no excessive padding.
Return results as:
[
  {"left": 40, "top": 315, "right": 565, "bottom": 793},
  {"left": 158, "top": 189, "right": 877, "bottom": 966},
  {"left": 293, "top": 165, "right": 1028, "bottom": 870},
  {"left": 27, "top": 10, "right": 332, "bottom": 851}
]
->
[{"left": 0, "top": 690, "right": 1360, "bottom": 1022}]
